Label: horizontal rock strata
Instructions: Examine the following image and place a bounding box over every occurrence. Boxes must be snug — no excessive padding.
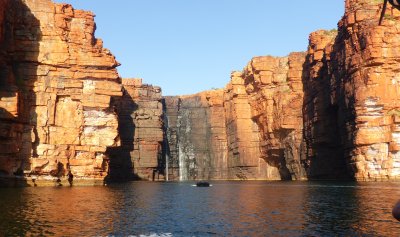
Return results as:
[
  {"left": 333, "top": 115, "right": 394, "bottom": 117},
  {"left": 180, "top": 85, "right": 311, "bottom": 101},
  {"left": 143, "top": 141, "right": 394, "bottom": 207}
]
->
[
  {"left": 303, "top": 0, "right": 400, "bottom": 181},
  {"left": 1, "top": 0, "right": 400, "bottom": 184},
  {"left": 0, "top": 0, "right": 122, "bottom": 185},
  {"left": 241, "top": 53, "right": 307, "bottom": 180}
]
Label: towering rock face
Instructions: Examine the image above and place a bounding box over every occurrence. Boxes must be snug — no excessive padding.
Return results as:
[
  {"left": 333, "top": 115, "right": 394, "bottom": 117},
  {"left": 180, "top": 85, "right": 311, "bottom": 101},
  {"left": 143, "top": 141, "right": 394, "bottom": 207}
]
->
[
  {"left": 334, "top": 0, "right": 400, "bottom": 180},
  {"left": 109, "top": 79, "right": 164, "bottom": 181},
  {"left": 303, "top": 0, "right": 400, "bottom": 181},
  {"left": 223, "top": 74, "right": 274, "bottom": 180},
  {"left": 0, "top": 0, "right": 122, "bottom": 183},
  {"left": 302, "top": 30, "right": 350, "bottom": 179},
  {"left": 242, "top": 53, "right": 307, "bottom": 180}
]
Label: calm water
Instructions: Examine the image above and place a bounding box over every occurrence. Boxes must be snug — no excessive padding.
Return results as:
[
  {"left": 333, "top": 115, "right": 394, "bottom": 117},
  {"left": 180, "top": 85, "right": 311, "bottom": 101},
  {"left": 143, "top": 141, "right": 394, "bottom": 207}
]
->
[{"left": 0, "top": 181, "right": 400, "bottom": 236}]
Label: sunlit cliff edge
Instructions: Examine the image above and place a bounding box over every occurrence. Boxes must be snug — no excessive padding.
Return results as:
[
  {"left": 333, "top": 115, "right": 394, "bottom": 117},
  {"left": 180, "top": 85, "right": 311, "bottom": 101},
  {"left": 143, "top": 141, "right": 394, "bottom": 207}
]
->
[{"left": 1, "top": 0, "right": 400, "bottom": 186}]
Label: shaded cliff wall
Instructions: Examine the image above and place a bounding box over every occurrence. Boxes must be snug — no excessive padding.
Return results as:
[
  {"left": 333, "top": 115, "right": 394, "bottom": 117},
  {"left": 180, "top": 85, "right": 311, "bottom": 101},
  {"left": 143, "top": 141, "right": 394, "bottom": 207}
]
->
[
  {"left": 241, "top": 53, "right": 307, "bottom": 180},
  {"left": 0, "top": 0, "right": 25, "bottom": 177},
  {"left": 164, "top": 90, "right": 229, "bottom": 180},
  {"left": 303, "top": 0, "right": 400, "bottom": 181},
  {"left": 109, "top": 78, "right": 164, "bottom": 181},
  {"left": 302, "top": 30, "right": 350, "bottom": 179},
  {"left": 0, "top": 0, "right": 122, "bottom": 183}
]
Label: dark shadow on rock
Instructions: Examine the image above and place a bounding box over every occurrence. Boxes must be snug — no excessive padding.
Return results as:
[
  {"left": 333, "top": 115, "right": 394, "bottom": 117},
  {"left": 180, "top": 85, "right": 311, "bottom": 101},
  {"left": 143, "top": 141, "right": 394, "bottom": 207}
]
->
[
  {"left": 161, "top": 98, "right": 171, "bottom": 180},
  {"left": 301, "top": 38, "right": 353, "bottom": 180},
  {"left": 106, "top": 87, "right": 140, "bottom": 182},
  {"left": 0, "top": 0, "right": 41, "bottom": 187}
]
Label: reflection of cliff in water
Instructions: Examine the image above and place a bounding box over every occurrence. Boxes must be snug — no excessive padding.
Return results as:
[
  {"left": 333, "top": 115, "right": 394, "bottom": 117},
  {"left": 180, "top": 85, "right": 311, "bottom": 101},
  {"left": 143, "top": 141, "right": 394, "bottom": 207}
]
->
[{"left": 1, "top": 182, "right": 399, "bottom": 236}]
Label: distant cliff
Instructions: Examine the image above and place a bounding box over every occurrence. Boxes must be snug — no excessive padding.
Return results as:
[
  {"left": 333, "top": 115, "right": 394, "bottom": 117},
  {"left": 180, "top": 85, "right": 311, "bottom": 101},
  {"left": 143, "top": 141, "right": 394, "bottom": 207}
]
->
[{"left": 1, "top": 0, "right": 400, "bottom": 185}]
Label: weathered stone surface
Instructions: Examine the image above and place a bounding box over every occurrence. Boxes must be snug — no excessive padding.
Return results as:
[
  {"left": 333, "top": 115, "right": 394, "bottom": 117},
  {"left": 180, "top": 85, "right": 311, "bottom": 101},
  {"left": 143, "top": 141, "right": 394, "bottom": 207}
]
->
[
  {"left": 2, "top": 0, "right": 400, "bottom": 184},
  {"left": 164, "top": 84, "right": 279, "bottom": 181},
  {"left": 108, "top": 78, "right": 164, "bottom": 181},
  {"left": 0, "top": 0, "right": 121, "bottom": 183},
  {"left": 223, "top": 74, "right": 274, "bottom": 180},
  {"left": 302, "top": 30, "right": 350, "bottom": 179},
  {"left": 242, "top": 53, "right": 307, "bottom": 180},
  {"left": 303, "top": 0, "right": 400, "bottom": 181},
  {"left": 164, "top": 90, "right": 230, "bottom": 180},
  {"left": 334, "top": 0, "right": 400, "bottom": 180}
]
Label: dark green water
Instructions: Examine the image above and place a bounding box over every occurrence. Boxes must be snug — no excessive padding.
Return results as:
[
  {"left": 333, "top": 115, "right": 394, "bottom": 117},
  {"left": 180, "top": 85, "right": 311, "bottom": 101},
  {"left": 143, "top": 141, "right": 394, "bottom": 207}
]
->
[{"left": 0, "top": 181, "right": 399, "bottom": 236}]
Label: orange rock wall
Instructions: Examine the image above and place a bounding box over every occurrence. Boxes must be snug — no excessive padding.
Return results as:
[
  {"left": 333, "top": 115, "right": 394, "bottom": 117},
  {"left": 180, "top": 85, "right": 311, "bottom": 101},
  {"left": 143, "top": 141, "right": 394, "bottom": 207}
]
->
[
  {"left": 164, "top": 81, "right": 284, "bottom": 181},
  {"left": 0, "top": 0, "right": 24, "bottom": 177},
  {"left": 303, "top": 0, "right": 400, "bottom": 180},
  {"left": 223, "top": 73, "right": 274, "bottom": 180},
  {"left": 334, "top": 0, "right": 400, "bottom": 180},
  {"left": 0, "top": 0, "right": 122, "bottom": 183},
  {"left": 302, "top": 30, "right": 350, "bottom": 179},
  {"left": 241, "top": 53, "right": 307, "bottom": 180},
  {"left": 2, "top": 0, "right": 400, "bottom": 183}
]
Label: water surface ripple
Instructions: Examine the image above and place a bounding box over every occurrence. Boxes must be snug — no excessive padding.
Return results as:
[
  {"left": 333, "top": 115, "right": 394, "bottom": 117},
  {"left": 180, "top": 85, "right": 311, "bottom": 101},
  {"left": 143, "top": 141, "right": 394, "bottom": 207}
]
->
[{"left": 0, "top": 181, "right": 399, "bottom": 236}]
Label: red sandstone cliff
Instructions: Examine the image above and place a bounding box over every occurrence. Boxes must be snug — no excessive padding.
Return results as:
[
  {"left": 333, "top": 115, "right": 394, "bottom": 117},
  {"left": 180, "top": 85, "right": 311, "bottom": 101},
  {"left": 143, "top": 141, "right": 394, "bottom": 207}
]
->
[
  {"left": 223, "top": 73, "right": 274, "bottom": 180},
  {"left": 0, "top": 0, "right": 121, "bottom": 185},
  {"left": 2, "top": 0, "right": 400, "bottom": 184},
  {"left": 303, "top": 0, "right": 400, "bottom": 181},
  {"left": 241, "top": 53, "right": 307, "bottom": 180},
  {"left": 302, "top": 30, "right": 349, "bottom": 179},
  {"left": 334, "top": 0, "right": 400, "bottom": 180}
]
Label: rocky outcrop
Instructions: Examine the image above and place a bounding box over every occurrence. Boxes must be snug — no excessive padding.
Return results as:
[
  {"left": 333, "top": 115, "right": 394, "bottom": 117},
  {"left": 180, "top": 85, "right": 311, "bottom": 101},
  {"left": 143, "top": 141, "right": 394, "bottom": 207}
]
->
[
  {"left": 109, "top": 78, "right": 164, "bottom": 181},
  {"left": 333, "top": 0, "right": 400, "bottom": 180},
  {"left": 241, "top": 53, "right": 307, "bottom": 180},
  {"left": 303, "top": 0, "right": 400, "bottom": 181},
  {"left": 0, "top": 0, "right": 122, "bottom": 184}
]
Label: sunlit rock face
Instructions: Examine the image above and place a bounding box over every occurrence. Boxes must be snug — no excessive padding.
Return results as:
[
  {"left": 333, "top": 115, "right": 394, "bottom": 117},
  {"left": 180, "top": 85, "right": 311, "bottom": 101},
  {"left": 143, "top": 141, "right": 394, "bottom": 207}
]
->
[
  {"left": 2, "top": 0, "right": 400, "bottom": 184},
  {"left": 108, "top": 79, "right": 164, "bottom": 181},
  {"left": 334, "top": 0, "right": 400, "bottom": 180},
  {"left": 0, "top": 0, "right": 121, "bottom": 182},
  {"left": 223, "top": 74, "right": 277, "bottom": 180},
  {"left": 303, "top": 0, "right": 400, "bottom": 181},
  {"left": 240, "top": 53, "right": 308, "bottom": 180}
]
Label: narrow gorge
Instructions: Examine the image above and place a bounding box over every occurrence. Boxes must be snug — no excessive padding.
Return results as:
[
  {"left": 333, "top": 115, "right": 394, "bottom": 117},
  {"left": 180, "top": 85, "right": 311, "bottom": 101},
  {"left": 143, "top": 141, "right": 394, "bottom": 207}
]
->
[{"left": 1, "top": 0, "right": 400, "bottom": 186}]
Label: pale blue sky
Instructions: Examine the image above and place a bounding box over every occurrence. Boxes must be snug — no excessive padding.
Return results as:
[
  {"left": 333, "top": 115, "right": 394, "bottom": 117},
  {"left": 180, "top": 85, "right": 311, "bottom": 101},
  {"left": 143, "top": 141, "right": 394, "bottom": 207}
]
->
[{"left": 53, "top": 1, "right": 344, "bottom": 95}]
